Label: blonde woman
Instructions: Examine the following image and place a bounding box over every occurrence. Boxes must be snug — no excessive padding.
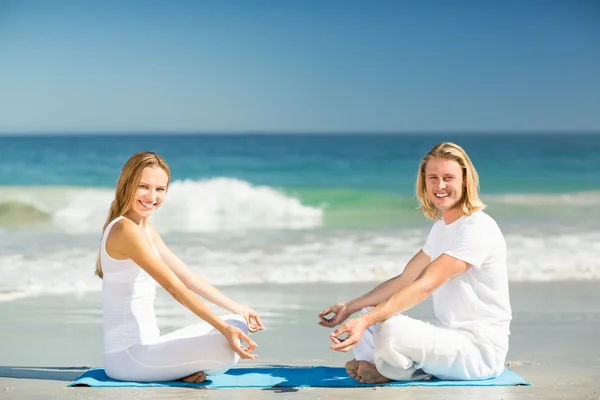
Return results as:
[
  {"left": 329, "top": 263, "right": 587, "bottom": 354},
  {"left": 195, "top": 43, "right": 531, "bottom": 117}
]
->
[
  {"left": 319, "top": 142, "right": 512, "bottom": 384},
  {"left": 97, "top": 152, "right": 263, "bottom": 383}
]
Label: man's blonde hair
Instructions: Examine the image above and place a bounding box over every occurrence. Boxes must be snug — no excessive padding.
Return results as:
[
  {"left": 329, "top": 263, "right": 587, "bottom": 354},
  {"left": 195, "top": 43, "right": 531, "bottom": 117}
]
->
[{"left": 415, "top": 142, "right": 485, "bottom": 220}]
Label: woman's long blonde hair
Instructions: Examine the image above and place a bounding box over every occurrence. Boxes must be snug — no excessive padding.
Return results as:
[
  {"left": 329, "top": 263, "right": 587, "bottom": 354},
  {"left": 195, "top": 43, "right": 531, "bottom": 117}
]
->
[
  {"left": 415, "top": 142, "right": 485, "bottom": 221},
  {"left": 95, "top": 152, "right": 170, "bottom": 278}
]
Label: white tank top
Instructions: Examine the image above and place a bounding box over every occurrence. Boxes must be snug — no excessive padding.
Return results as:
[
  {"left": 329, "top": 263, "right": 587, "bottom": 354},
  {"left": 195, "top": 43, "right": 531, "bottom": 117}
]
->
[{"left": 100, "top": 216, "right": 161, "bottom": 354}]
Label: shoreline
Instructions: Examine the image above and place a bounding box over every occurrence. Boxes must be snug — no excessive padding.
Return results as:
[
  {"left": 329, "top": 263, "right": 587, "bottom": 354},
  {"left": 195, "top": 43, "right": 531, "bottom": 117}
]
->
[{"left": 1, "top": 281, "right": 599, "bottom": 399}]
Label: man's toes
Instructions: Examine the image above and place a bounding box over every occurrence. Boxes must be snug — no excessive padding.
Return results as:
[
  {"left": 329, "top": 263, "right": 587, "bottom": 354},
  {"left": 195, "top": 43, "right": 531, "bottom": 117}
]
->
[
  {"left": 356, "top": 361, "right": 390, "bottom": 384},
  {"left": 345, "top": 359, "right": 359, "bottom": 371}
]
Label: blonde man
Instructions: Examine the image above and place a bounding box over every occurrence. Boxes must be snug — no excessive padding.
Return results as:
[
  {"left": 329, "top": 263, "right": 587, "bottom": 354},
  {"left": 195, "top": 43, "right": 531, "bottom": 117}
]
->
[{"left": 319, "top": 142, "right": 512, "bottom": 384}]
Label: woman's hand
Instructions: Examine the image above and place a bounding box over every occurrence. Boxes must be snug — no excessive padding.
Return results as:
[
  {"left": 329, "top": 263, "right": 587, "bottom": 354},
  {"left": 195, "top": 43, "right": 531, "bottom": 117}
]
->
[
  {"left": 235, "top": 304, "right": 264, "bottom": 333},
  {"left": 223, "top": 325, "right": 258, "bottom": 359}
]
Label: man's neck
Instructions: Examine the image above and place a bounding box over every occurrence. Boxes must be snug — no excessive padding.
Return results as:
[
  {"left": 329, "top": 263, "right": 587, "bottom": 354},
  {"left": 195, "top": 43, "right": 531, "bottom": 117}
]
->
[{"left": 441, "top": 208, "right": 463, "bottom": 225}]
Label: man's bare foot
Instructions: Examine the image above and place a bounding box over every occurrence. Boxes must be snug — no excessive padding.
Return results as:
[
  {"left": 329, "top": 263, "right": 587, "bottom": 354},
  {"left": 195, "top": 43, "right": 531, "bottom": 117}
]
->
[
  {"left": 345, "top": 359, "right": 359, "bottom": 379},
  {"left": 180, "top": 371, "right": 206, "bottom": 383},
  {"left": 354, "top": 361, "right": 391, "bottom": 384}
]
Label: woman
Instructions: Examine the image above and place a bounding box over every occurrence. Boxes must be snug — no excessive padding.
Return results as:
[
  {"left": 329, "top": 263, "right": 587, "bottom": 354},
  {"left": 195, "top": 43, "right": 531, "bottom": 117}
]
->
[{"left": 96, "top": 151, "right": 263, "bottom": 383}]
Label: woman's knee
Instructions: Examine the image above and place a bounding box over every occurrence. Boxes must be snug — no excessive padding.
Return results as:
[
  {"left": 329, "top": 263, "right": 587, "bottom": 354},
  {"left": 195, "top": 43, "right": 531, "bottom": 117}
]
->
[{"left": 225, "top": 314, "right": 248, "bottom": 332}]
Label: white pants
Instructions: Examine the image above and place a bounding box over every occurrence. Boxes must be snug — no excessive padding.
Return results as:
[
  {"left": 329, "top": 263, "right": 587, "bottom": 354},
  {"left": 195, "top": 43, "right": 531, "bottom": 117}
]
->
[
  {"left": 353, "top": 308, "right": 503, "bottom": 381},
  {"left": 104, "top": 314, "right": 247, "bottom": 382}
]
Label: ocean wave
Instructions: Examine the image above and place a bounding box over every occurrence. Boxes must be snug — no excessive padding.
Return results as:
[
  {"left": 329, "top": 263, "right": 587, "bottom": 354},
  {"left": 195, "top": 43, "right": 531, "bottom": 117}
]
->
[
  {"left": 0, "top": 179, "right": 323, "bottom": 232},
  {"left": 487, "top": 191, "right": 600, "bottom": 206},
  {"left": 1, "top": 229, "right": 599, "bottom": 302},
  {"left": 1, "top": 183, "right": 597, "bottom": 232}
]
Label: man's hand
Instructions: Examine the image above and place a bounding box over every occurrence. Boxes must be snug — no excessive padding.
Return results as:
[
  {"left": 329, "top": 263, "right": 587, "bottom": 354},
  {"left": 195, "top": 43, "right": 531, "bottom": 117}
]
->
[
  {"left": 318, "top": 302, "right": 351, "bottom": 328},
  {"left": 235, "top": 305, "right": 264, "bottom": 333},
  {"left": 329, "top": 317, "right": 369, "bottom": 352}
]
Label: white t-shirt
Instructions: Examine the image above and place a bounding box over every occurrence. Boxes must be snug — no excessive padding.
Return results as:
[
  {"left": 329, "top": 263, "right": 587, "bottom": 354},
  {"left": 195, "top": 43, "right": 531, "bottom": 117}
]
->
[{"left": 422, "top": 211, "right": 512, "bottom": 355}]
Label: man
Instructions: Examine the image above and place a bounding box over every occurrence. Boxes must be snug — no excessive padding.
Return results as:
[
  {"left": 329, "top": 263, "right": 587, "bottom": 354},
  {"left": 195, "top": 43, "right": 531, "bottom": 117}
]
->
[{"left": 318, "top": 142, "right": 512, "bottom": 384}]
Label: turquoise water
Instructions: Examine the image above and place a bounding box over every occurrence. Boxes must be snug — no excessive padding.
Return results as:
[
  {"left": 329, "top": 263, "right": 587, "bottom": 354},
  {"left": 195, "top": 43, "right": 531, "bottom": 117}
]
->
[
  {"left": 1, "top": 133, "right": 598, "bottom": 191},
  {"left": 0, "top": 133, "right": 599, "bottom": 298},
  {"left": 1, "top": 133, "right": 599, "bottom": 229}
]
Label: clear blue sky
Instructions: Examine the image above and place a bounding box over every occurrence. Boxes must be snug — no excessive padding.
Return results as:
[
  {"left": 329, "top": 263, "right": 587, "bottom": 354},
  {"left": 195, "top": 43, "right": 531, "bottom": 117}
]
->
[{"left": 1, "top": 0, "right": 599, "bottom": 133}]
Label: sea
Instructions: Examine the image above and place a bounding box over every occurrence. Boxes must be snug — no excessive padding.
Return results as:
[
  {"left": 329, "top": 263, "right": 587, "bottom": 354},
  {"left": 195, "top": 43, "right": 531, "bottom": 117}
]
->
[{"left": 1, "top": 133, "right": 599, "bottom": 303}]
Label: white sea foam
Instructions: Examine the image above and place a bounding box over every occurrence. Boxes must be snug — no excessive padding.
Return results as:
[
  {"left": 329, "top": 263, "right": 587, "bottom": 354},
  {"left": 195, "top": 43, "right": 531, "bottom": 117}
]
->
[
  {"left": 486, "top": 190, "right": 600, "bottom": 206},
  {"left": 1, "top": 229, "right": 599, "bottom": 302},
  {"left": 0, "top": 178, "right": 323, "bottom": 232}
]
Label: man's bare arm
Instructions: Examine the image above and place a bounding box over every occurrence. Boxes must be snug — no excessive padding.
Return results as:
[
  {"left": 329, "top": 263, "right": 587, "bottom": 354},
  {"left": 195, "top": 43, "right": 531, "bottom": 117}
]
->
[
  {"left": 345, "top": 250, "right": 431, "bottom": 314},
  {"left": 362, "top": 254, "right": 469, "bottom": 325}
]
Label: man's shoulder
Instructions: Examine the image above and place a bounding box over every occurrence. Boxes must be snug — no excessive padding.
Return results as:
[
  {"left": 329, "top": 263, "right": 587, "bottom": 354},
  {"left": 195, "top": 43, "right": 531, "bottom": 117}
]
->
[
  {"left": 455, "top": 211, "right": 502, "bottom": 238},
  {"left": 462, "top": 210, "right": 497, "bottom": 227}
]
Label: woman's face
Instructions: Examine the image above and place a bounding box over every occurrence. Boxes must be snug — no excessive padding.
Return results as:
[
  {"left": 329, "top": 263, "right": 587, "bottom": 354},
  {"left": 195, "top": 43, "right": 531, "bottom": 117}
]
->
[{"left": 130, "top": 166, "right": 169, "bottom": 218}]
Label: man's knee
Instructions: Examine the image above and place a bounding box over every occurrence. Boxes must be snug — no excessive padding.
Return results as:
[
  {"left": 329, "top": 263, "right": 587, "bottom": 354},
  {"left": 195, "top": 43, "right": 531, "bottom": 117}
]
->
[
  {"left": 374, "top": 315, "right": 432, "bottom": 359},
  {"left": 375, "top": 315, "right": 413, "bottom": 341},
  {"left": 373, "top": 317, "right": 417, "bottom": 371}
]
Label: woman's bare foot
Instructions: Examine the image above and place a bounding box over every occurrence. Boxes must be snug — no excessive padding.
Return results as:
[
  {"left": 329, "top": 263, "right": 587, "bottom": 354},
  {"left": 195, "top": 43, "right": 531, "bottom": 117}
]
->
[
  {"left": 345, "top": 359, "right": 359, "bottom": 379},
  {"left": 180, "top": 371, "right": 206, "bottom": 383},
  {"left": 354, "top": 361, "right": 391, "bottom": 384}
]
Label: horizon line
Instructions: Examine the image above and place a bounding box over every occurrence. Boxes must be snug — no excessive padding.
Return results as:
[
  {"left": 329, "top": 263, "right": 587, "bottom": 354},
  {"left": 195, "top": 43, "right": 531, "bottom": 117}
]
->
[{"left": 1, "top": 129, "right": 600, "bottom": 137}]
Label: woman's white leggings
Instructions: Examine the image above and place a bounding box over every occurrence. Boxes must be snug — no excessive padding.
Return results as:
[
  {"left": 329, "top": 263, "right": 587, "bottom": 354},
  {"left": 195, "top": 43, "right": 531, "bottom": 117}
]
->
[
  {"left": 353, "top": 308, "right": 503, "bottom": 381},
  {"left": 104, "top": 314, "right": 247, "bottom": 382}
]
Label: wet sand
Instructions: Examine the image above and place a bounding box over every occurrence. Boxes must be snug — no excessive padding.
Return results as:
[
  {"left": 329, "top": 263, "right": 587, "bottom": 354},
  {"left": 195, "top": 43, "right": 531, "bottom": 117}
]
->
[{"left": 1, "top": 281, "right": 599, "bottom": 399}]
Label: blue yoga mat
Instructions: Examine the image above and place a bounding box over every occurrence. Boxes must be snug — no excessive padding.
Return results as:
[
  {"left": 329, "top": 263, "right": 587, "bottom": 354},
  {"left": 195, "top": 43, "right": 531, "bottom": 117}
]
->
[{"left": 69, "top": 366, "right": 529, "bottom": 388}]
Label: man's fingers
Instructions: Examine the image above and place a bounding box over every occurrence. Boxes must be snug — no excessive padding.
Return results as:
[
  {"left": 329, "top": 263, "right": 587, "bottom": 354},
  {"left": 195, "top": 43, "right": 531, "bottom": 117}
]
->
[
  {"left": 319, "top": 307, "right": 333, "bottom": 318},
  {"left": 331, "top": 336, "right": 358, "bottom": 352},
  {"left": 330, "top": 335, "right": 345, "bottom": 345},
  {"left": 331, "top": 324, "right": 348, "bottom": 338},
  {"left": 319, "top": 316, "right": 330, "bottom": 323}
]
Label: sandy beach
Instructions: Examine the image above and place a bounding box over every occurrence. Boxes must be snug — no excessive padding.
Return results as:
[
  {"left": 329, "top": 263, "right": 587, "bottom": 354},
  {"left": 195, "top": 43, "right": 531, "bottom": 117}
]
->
[{"left": 1, "top": 281, "right": 599, "bottom": 399}]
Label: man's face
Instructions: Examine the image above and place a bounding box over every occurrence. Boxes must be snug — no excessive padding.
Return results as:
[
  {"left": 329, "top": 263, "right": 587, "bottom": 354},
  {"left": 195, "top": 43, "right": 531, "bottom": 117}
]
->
[{"left": 424, "top": 158, "right": 464, "bottom": 214}]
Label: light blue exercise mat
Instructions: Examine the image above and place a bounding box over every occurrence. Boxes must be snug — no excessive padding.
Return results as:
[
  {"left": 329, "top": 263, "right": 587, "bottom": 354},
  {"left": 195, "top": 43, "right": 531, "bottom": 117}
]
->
[{"left": 69, "top": 366, "right": 530, "bottom": 388}]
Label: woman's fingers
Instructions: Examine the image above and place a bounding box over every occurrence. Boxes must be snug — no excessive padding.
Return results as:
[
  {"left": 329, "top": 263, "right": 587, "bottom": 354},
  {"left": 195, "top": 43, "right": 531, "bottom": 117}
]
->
[
  {"left": 252, "top": 314, "right": 264, "bottom": 329},
  {"left": 231, "top": 330, "right": 259, "bottom": 359}
]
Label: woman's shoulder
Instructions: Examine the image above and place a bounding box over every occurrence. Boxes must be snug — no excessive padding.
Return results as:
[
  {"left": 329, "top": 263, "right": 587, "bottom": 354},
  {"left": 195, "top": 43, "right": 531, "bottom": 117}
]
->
[{"left": 107, "top": 217, "right": 142, "bottom": 241}]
